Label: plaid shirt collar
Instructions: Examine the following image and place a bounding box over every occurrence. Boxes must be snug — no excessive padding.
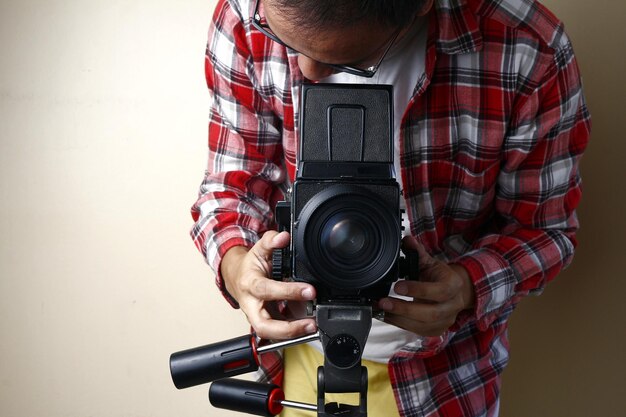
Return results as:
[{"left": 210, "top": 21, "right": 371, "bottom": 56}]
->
[
  {"left": 405, "top": 0, "right": 485, "bottom": 99},
  {"left": 433, "top": 0, "right": 484, "bottom": 55}
]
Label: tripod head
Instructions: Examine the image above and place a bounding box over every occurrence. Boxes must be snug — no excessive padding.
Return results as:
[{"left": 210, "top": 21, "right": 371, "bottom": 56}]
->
[{"left": 170, "top": 303, "right": 373, "bottom": 417}]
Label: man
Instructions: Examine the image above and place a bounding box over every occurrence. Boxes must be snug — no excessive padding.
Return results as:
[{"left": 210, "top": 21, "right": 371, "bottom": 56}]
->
[{"left": 191, "top": 0, "right": 590, "bottom": 415}]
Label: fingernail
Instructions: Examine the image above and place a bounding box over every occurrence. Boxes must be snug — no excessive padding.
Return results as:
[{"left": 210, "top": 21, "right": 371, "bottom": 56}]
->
[
  {"left": 380, "top": 299, "right": 393, "bottom": 311},
  {"left": 395, "top": 282, "right": 407, "bottom": 295},
  {"left": 302, "top": 288, "right": 314, "bottom": 299},
  {"left": 305, "top": 322, "right": 317, "bottom": 334}
]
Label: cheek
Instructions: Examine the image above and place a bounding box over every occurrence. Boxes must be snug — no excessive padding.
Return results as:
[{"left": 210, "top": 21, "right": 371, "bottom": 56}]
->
[{"left": 297, "top": 55, "right": 336, "bottom": 80}]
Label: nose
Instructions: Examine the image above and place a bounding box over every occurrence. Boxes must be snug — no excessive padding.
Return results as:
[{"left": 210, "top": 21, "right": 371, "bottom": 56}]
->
[{"left": 297, "top": 55, "right": 336, "bottom": 80}]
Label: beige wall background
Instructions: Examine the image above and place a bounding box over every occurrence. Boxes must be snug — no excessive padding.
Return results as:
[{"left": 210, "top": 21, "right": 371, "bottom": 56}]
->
[{"left": 0, "top": 1, "right": 623, "bottom": 416}]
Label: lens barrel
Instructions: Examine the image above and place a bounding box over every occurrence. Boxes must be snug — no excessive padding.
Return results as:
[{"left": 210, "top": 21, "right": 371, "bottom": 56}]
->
[{"left": 294, "top": 184, "right": 400, "bottom": 291}]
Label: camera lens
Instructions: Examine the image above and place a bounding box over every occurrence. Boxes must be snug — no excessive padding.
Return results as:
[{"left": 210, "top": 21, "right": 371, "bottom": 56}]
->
[
  {"left": 320, "top": 212, "right": 378, "bottom": 269},
  {"left": 327, "top": 217, "right": 366, "bottom": 258},
  {"left": 294, "top": 184, "right": 400, "bottom": 291}
]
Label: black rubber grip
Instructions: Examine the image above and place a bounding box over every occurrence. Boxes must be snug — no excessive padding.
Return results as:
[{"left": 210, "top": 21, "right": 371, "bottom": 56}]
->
[
  {"left": 209, "top": 378, "right": 284, "bottom": 417},
  {"left": 170, "top": 334, "right": 259, "bottom": 389}
]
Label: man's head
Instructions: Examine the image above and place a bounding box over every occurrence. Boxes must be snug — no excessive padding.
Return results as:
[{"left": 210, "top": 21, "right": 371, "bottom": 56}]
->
[{"left": 257, "top": 0, "right": 433, "bottom": 80}]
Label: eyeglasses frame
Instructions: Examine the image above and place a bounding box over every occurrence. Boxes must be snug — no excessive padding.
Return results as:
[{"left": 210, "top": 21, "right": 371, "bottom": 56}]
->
[{"left": 251, "top": 0, "right": 400, "bottom": 78}]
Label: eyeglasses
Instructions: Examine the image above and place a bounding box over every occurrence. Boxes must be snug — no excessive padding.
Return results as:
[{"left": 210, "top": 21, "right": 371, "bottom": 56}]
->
[{"left": 251, "top": 0, "right": 400, "bottom": 78}]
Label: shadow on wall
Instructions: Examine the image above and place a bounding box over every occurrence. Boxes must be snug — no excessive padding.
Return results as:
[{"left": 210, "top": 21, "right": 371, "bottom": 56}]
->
[{"left": 500, "top": 1, "right": 626, "bottom": 417}]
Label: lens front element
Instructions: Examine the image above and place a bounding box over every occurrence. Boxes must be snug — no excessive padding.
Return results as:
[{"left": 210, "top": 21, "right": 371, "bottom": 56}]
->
[{"left": 327, "top": 217, "right": 367, "bottom": 258}]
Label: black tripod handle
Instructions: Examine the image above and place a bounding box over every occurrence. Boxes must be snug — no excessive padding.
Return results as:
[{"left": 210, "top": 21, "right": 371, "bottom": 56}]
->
[
  {"left": 170, "top": 334, "right": 259, "bottom": 389},
  {"left": 209, "top": 379, "right": 284, "bottom": 417},
  {"left": 170, "top": 332, "right": 320, "bottom": 390},
  {"left": 210, "top": 379, "right": 318, "bottom": 416}
]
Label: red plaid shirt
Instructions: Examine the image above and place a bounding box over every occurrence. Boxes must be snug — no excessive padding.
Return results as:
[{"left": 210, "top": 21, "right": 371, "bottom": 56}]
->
[{"left": 191, "top": 0, "right": 590, "bottom": 415}]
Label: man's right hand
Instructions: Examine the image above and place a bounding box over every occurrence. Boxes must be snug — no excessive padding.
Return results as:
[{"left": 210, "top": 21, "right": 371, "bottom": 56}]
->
[{"left": 220, "top": 230, "right": 317, "bottom": 340}]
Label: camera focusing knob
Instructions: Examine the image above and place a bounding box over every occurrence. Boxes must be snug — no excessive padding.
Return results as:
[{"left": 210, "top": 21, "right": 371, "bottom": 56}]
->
[{"left": 271, "top": 248, "right": 288, "bottom": 280}]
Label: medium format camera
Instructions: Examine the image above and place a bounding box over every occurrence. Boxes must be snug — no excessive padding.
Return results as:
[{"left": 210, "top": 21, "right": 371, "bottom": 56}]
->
[{"left": 273, "top": 83, "right": 417, "bottom": 303}]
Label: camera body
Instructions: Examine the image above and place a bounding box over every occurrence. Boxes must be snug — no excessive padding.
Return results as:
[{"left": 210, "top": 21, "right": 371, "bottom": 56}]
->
[{"left": 273, "top": 84, "right": 406, "bottom": 303}]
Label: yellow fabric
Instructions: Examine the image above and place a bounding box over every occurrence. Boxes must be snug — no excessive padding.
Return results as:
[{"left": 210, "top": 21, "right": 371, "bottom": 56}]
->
[{"left": 280, "top": 344, "right": 400, "bottom": 417}]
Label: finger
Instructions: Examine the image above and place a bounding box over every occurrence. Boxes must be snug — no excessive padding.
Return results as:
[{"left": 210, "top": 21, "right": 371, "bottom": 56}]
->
[
  {"left": 252, "top": 316, "right": 317, "bottom": 340},
  {"left": 394, "top": 279, "right": 461, "bottom": 303},
  {"left": 382, "top": 312, "right": 453, "bottom": 337},
  {"left": 378, "top": 297, "right": 460, "bottom": 326},
  {"left": 248, "top": 278, "right": 316, "bottom": 302},
  {"left": 402, "top": 236, "right": 436, "bottom": 269},
  {"left": 251, "top": 230, "right": 291, "bottom": 261}
]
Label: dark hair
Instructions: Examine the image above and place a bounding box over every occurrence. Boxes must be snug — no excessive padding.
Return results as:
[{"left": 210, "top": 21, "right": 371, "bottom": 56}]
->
[{"left": 270, "top": 0, "right": 429, "bottom": 30}]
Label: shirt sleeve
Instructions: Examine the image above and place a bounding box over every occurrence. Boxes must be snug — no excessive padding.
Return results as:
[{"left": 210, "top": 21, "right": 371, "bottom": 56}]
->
[
  {"left": 190, "top": 0, "right": 287, "bottom": 307},
  {"left": 453, "top": 33, "right": 591, "bottom": 331}
]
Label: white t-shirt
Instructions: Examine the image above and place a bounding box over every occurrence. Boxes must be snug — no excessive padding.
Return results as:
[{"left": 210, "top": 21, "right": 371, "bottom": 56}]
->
[{"left": 307, "top": 16, "right": 430, "bottom": 363}]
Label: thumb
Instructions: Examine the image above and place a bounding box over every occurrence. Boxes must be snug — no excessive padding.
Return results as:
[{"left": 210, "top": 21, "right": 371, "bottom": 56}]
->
[{"left": 402, "top": 236, "right": 436, "bottom": 269}]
